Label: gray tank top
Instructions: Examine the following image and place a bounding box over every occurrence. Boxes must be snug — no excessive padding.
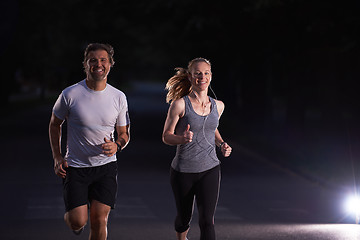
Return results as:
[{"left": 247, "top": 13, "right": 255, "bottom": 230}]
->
[{"left": 171, "top": 95, "right": 220, "bottom": 173}]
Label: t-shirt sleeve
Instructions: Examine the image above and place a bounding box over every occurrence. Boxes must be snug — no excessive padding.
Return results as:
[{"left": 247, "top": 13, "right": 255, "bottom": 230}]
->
[
  {"left": 52, "top": 92, "right": 69, "bottom": 120},
  {"left": 117, "top": 94, "right": 130, "bottom": 126}
]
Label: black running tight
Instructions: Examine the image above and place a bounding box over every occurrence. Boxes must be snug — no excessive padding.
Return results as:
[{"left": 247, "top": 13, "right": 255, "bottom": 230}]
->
[{"left": 170, "top": 165, "right": 221, "bottom": 240}]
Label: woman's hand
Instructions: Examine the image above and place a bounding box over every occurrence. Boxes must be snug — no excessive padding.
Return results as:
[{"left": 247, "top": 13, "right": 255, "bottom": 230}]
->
[
  {"left": 182, "top": 124, "right": 193, "bottom": 144},
  {"left": 221, "top": 142, "right": 232, "bottom": 157}
]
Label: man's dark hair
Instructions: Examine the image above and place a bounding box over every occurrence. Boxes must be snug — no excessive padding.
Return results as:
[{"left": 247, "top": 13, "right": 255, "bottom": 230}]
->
[{"left": 83, "top": 43, "right": 115, "bottom": 67}]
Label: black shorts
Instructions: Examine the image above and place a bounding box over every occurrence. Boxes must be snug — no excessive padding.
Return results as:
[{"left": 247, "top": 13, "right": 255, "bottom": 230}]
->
[{"left": 63, "top": 161, "right": 118, "bottom": 212}]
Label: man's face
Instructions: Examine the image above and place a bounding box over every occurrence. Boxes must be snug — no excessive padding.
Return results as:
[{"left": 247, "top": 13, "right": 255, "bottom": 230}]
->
[{"left": 84, "top": 50, "right": 112, "bottom": 82}]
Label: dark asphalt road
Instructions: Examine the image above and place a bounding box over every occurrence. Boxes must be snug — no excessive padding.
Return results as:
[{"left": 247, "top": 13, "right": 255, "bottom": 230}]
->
[{"left": 1, "top": 81, "right": 360, "bottom": 239}]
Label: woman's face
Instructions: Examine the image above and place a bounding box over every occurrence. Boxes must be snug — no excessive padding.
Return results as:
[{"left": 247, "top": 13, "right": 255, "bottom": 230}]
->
[{"left": 189, "top": 61, "right": 212, "bottom": 91}]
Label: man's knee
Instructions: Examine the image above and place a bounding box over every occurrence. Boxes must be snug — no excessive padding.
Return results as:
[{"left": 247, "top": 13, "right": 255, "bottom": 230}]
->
[
  {"left": 89, "top": 200, "right": 111, "bottom": 230},
  {"left": 64, "top": 206, "right": 88, "bottom": 230},
  {"left": 65, "top": 215, "right": 87, "bottom": 230},
  {"left": 90, "top": 213, "right": 109, "bottom": 230}
]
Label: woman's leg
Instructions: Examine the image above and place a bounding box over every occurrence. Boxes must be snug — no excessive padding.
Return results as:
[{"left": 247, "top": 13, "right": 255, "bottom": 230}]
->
[
  {"left": 170, "top": 168, "right": 196, "bottom": 239},
  {"left": 195, "top": 166, "right": 221, "bottom": 240},
  {"left": 176, "top": 229, "right": 189, "bottom": 240}
]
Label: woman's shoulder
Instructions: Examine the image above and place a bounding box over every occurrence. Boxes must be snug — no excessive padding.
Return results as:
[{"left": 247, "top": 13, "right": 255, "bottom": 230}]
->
[
  {"left": 213, "top": 99, "right": 224, "bottom": 108},
  {"left": 171, "top": 97, "right": 186, "bottom": 109},
  {"left": 213, "top": 99, "right": 225, "bottom": 116},
  {"left": 169, "top": 97, "right": 186, "bottom": 117},
  {"left": 171, "top": 97, "right": 186, "bottom": 107}
]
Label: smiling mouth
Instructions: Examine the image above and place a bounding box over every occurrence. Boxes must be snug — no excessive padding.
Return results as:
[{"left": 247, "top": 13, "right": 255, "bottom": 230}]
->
[{"left": 93, "top": 68, "right": 104, "bottom": 74}]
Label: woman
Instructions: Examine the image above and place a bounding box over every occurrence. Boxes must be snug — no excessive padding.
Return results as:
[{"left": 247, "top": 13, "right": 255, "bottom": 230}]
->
[{"left": 162, "top": 58, "right": 232, "bottom": 240}]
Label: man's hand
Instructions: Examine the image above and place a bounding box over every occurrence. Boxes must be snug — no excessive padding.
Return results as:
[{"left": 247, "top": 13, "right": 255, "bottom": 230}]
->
[
  {"left": 54, "top": 156, "right": 68, "bottom": 178},
  {"left": 102, "top": 137, "right": 117, "bottom": 156}
]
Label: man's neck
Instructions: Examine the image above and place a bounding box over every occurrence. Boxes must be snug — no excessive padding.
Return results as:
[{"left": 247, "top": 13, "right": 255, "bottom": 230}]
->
[{"left": 86, "top": 78, "right": 107, "bottom": 91}]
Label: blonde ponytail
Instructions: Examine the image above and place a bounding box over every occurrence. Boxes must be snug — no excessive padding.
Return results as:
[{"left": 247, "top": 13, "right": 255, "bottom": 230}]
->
[{"left": 165, "top": 67, "right": 191, "bottom": 103}]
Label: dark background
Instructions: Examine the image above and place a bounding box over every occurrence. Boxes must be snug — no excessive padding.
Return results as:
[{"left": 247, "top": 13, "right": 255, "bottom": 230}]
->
[
  {"left": 3, "top": 1, "right": 360, "bottom": 238},
  {"left": 2, "top": 0, "right": 360, "bottom": 122},
  {"left": 2, "top": 0, "right": 360, "bottom": 198}
]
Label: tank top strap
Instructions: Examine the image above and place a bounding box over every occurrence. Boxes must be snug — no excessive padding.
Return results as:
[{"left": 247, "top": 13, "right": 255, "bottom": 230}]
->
[
  {"left": 208, "top": 96, "right": 218, "bottom": 116},
  {"left": 209, "top": 96, "right": 215, "bottom": 110},
  {"left": 183, "top": 95, "right": 192, "bottom": 113},
  {"left": 209, "top": 96, "right": 215, "bottom": 105}
]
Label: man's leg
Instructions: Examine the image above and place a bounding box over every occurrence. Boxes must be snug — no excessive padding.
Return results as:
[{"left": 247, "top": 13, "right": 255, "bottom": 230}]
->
[
  {"left": 64, "top": 204, "right": 88, "bottom": 232},
  {"left": 89, "top": 200, "right": 111, "bottom": 240}
]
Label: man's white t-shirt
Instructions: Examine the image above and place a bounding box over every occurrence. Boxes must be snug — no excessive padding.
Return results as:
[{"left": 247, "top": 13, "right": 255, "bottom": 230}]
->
[{"left": 53, "top": 79, "right": 130, "bottom": 168}]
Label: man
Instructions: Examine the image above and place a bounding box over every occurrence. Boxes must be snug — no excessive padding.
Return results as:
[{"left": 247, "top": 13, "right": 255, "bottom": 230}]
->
[{"left": 49, "top": 43, "right": 130, "bottom": 240}]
